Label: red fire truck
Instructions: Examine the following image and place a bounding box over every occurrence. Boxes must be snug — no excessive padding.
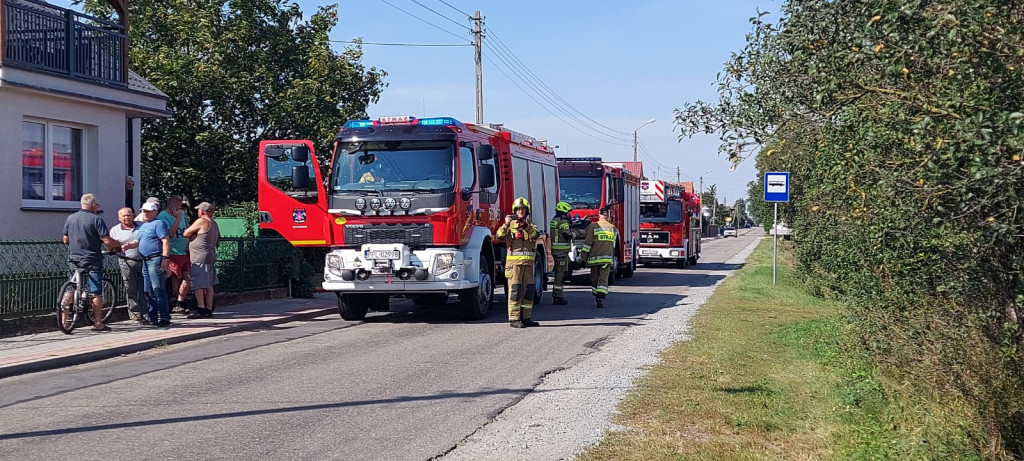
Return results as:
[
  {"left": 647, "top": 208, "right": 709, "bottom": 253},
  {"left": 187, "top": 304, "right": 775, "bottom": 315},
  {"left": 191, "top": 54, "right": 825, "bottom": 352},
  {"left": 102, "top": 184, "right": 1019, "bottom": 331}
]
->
[
  {"left": 637, "top": 180, "right": 701, "bottom": 268},
  {"left": 556, "top": 157, "right": 641, "bottom": 284},
  {"left": 257, "top": 116, "right": 558, "bottom": 321}
]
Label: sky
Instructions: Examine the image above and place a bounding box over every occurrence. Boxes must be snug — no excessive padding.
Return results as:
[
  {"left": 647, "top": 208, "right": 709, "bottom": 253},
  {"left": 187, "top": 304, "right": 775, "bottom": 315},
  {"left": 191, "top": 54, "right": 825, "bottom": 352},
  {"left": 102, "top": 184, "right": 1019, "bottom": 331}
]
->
[
  {"left": 310, "top": 0, "right": 776, "bottom": 204},
  {"left": 54, "top": 0, "right": 776, "bottom": 204}
]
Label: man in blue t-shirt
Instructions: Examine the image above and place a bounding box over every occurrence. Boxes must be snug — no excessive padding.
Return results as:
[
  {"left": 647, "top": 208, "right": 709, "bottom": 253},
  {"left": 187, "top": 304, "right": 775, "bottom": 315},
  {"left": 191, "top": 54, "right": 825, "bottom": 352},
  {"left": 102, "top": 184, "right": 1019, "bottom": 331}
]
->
[
  {"left": 158, "top": 195, "right": 191, "bottom": 312},
  {"left": 139, "top": 200, "right": 172, "bottom": 326},
  {"left": 62, "top": 193, "right": 120, "bottom": 332}
]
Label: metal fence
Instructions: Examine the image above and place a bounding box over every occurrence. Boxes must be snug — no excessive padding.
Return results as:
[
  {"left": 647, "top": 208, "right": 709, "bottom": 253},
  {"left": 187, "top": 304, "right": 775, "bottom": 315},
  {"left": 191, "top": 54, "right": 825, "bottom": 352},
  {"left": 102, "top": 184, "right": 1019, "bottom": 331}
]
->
[{"left": 0, "top": 238, "right": 296, "bottom": 318}]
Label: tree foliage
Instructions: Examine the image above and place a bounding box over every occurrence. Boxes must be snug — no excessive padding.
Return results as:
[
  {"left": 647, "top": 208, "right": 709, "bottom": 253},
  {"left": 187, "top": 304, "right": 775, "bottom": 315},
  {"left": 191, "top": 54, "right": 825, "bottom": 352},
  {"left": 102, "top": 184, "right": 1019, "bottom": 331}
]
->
[
  {"left": 87, "top": 0, "right": 386, "bottom": 204},
  {"left": 676, "top": 0, "right": 1024, "bottom": 456}
]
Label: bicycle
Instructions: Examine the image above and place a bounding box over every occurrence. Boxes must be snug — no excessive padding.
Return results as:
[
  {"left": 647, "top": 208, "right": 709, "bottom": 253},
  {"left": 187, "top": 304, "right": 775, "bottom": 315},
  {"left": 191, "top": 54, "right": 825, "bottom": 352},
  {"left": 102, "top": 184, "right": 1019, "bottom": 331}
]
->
[{"left": 56, "top": 258, "right": 116, "bottom": 334}]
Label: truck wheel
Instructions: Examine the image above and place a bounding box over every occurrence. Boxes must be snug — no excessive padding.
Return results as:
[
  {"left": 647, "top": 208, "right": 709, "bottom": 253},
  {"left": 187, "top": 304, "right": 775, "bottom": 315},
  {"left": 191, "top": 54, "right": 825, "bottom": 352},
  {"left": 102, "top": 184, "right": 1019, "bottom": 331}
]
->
[
  {"left": 337, "top": 293, "right": 368, "bottom": 321},
  {"left": 675, "top": 259, "right": 687, "bottom": 269},
  {"left": 622, "top": 245, "right": 636, "bottom": 278},
  {"left": 533, "top": 252, "right": 545, "bottom": 305},
  {"left": 608, "top": 255, "right": 618, "bottom": 286},
  {"left": 412, "top": 293, "right": 448, "bottom": 306},
  {"left": 459, "top": 255, "right": 494, "bottom": 320}
]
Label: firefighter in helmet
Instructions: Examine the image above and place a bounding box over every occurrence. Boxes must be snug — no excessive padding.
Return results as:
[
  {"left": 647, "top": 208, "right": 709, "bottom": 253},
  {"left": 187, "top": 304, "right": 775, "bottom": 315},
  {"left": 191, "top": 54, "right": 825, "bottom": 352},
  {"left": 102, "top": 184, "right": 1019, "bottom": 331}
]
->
[
  {"left": 496, "top": 197, "right": 541, "bottom": 328},
  {"left": 549, "top": 201, "right": 574, "bottom": 305},
  {"left": 581, "top": 207, "right": 617, "bottom": 308}
]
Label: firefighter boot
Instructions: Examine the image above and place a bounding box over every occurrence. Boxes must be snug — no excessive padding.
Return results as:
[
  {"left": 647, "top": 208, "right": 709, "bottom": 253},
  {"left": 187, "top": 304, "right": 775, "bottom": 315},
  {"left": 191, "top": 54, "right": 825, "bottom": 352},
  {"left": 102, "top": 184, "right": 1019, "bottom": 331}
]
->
[
  {"left": 510, "top": 320, "right": 526, "bottom": 328},
  {"left": 553, "top": 296, "right": 568, "bottom": 305},
  {"left": 596, "top": 296, "right": 605, "bottom": 309},
  {"left": 522, "top": 318, "right": 540, "bottom": 327}
]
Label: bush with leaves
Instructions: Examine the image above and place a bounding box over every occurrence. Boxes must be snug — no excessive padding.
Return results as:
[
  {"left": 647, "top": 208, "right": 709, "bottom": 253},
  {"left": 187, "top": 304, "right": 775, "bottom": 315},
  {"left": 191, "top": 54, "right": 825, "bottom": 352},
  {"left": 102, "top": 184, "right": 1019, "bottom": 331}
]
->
[{"left": 676, "top": 0, "right": 1024, "bottom": 456}]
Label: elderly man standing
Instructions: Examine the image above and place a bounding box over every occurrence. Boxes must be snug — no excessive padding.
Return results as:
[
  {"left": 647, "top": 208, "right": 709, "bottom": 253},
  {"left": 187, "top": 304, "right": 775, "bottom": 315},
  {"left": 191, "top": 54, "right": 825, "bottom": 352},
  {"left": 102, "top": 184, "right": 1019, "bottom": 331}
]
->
[
  {"left": 138, "top": 201, "right": 172, "bottom": 327},
  {"left": 184, "top": 202, "right": 220, "bottom": 318},
  {"left": 109, "top": 207, "right": 148, "bottom": 323},
  {"left": 158, "top": 195, "right": 191, "bottom": 313}
]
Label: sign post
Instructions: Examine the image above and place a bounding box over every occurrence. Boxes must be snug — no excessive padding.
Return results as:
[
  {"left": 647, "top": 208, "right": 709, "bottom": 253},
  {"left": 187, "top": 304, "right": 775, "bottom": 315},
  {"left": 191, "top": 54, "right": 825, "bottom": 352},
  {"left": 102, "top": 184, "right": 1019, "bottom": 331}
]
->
[{"left": 764, "top": 172, "right": 790, "bottom": 285}]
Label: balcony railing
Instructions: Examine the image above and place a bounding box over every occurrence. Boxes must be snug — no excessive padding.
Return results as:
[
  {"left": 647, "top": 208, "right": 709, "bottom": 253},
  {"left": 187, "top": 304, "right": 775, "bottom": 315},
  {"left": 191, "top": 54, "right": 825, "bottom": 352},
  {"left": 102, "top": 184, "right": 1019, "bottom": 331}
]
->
[{"left": 2, "top": 0, "right": 126, "bottom": 87}]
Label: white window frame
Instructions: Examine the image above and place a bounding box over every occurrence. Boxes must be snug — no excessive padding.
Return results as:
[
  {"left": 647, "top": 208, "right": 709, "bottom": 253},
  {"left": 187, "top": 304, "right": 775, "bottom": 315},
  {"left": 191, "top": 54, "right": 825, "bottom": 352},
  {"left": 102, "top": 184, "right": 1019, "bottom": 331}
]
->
[{"left": 21, "top": 117, "right": 88, "bottom": 209}]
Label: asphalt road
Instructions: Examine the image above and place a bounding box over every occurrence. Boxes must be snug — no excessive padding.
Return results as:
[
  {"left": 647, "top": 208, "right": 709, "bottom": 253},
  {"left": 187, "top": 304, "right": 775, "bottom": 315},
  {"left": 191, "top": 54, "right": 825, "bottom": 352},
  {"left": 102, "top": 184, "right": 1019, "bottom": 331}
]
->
[{"left": 0, "top": 229, "right": 762, "bottom": 461}]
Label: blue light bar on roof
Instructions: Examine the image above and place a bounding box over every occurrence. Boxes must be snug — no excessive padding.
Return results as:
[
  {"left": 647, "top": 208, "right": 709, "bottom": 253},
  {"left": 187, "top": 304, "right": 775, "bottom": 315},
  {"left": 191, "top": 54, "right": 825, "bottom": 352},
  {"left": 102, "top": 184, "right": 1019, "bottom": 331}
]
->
[
  {"left": 344, "top": 120, "right": 374, "bottom": 128},
  {"left": 418, "top": 117, "right": 460, "bottom": 126}
]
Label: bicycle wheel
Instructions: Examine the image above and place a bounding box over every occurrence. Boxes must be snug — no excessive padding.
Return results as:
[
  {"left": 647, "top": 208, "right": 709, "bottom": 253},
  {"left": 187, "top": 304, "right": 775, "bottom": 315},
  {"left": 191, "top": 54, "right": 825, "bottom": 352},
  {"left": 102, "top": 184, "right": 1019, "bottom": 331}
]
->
[
  {"left": 84, "top": 278, "right": 117, "bottom": 324},
  {"left": 56, "top": 281, "right": 78, "bottom": 334}
]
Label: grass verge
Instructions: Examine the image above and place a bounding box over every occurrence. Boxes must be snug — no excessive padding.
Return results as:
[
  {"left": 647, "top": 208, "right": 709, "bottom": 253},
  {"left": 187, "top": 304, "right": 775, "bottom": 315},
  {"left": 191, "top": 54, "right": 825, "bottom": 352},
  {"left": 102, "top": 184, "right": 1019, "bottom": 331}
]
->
[{"left": 577, "top": 238, "right": 983, "bottom": 460}]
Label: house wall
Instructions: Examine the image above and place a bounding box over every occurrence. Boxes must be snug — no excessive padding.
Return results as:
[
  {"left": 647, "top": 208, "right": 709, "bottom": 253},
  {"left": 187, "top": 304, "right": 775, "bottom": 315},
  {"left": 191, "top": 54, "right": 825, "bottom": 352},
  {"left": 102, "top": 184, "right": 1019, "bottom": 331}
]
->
[{"left": 0, "top": 88, "right": 135, "bottom": 240}]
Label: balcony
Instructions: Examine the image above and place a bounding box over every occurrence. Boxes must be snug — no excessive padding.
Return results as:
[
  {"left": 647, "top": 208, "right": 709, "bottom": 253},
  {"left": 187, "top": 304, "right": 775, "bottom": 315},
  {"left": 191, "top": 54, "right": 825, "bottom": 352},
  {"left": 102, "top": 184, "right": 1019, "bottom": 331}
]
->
[{"left": 1, "top": 0, "right": 126, "bottom": 87}]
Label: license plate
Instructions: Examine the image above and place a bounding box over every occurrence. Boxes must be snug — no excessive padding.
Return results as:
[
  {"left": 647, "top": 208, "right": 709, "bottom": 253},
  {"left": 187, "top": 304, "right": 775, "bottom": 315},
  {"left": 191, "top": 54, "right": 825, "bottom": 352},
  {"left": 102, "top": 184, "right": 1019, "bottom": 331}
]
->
[
  {"left": 367, "top": 250, "right": 400, "bottom": 260},
  {"left": 641, "top": 249, "right": 659, "bottom": 255}
]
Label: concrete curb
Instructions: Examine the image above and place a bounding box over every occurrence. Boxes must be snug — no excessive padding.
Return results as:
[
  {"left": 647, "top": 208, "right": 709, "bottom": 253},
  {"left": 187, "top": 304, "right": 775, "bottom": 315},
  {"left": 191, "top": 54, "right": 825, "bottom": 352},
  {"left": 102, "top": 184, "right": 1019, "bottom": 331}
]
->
[{"left": 0, "top": 307, "right": 337, "bottom": 379}]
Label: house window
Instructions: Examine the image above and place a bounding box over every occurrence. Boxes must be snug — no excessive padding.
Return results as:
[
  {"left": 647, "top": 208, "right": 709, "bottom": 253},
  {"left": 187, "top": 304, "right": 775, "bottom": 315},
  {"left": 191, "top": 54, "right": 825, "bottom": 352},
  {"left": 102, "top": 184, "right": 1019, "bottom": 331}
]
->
[{"left": 21, "top": 120, "right": 84, "bottom": 207}]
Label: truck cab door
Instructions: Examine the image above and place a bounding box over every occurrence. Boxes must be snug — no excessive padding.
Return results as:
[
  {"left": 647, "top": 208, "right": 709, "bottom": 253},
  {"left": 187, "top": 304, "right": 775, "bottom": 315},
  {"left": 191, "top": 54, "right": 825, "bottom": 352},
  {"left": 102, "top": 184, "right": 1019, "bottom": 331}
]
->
[{"left": 258, "top": 140, "right": 331, "bottom": 247}]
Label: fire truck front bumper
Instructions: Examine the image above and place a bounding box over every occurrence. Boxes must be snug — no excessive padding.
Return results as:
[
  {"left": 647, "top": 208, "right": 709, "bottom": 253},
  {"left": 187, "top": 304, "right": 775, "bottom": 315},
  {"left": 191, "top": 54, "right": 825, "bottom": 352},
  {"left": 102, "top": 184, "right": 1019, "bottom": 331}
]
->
[
  {"left": 322, "top": 245, "right": 477, "bottom": 293},
  {"left": 637, "top": 247, "right": 686, "bottom": 262}
]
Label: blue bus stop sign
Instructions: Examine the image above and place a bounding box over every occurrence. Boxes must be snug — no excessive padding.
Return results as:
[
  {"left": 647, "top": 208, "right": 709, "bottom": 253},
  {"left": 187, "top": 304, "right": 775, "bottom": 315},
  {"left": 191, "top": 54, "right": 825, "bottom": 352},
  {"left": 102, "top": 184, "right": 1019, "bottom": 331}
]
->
[{"left": 764, "top": 172, "right": 790, "bottom": 202}]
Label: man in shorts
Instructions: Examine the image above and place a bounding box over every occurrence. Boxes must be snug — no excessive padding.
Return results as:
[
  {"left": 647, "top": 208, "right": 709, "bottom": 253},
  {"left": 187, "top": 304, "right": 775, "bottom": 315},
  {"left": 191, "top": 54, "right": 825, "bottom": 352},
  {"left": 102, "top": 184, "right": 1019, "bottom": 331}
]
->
[
  {"left": 62, "top": 193, "right": 120, "bottom": 332},
  {"left": 158, "top": 195, "right": 191, "bottom": 313}
]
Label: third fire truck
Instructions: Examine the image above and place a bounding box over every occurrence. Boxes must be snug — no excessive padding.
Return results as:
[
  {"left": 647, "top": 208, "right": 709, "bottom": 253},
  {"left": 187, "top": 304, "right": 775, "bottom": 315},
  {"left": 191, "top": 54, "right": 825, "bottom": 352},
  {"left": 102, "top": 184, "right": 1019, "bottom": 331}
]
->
[
  {"left": 637, "top": 180, "right": 701, "bottom": 268},
  {"left": 556, "top": 157, "right": 641, "bottom": 284},
  {"left": 257, "top": 116, "right": 558, "bottom": 321}
]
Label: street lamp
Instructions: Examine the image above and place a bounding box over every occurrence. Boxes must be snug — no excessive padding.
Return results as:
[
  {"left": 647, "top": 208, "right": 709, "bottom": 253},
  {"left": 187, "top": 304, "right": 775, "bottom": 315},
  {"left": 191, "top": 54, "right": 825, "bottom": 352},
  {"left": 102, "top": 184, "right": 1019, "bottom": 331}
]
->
[{"left": 632, "top": 118, "right": 655, "bottom": 163}]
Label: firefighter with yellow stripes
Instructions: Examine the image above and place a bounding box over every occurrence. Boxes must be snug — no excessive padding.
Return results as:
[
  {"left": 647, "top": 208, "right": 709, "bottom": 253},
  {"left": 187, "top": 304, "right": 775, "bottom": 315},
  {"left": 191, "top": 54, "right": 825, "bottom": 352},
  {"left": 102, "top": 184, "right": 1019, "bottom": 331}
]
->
[
  {"left": 497, "top": 197, "right": 541, "bottom": 328},
  {"left": 580, "top": 207, "right": 617, "bottom": 308},
  {"left": 549, "top": 201, "right": 573, "bottom": 305}
]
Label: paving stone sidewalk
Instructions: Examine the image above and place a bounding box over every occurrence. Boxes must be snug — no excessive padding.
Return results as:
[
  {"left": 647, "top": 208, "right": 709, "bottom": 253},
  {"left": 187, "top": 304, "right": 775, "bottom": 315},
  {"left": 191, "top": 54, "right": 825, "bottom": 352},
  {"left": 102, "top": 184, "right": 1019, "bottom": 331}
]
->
[{"left": 0, "top": 294, "right": 337, "bottom": 379}]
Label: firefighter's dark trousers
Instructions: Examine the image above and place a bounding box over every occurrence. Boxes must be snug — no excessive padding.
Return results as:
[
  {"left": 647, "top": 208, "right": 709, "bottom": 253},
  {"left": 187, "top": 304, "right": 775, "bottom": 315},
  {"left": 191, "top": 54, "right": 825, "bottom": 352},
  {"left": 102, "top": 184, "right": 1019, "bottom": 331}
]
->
[
  {"left": 551, "top": 253, "right": 569, "bottom": 298},
  {"left": 589, "top": 263, "right": 610, "bottom": 300}
]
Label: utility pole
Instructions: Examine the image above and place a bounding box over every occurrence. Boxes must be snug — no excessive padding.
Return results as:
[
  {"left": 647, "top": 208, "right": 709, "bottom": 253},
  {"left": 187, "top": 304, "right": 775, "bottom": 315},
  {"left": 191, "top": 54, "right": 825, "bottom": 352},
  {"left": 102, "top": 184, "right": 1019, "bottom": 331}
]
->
[
  {"left": 473, "top": 10, "right": 483, "bottom": 124},
  {"left": 632, "top": 131, "right": 638, "bottom": 163},
  {"left": 676, "top": 166, "right": 681, "bottom": 183}
]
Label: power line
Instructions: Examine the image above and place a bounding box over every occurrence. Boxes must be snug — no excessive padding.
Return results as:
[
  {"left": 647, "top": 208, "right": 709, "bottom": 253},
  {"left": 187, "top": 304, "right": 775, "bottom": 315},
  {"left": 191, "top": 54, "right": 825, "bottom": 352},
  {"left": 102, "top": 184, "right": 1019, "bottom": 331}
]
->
[
  {"left": 375, "top": 0, "right": 468, "bottom": 42},
  {"left": 485, "top": 26, "right": 632, "bottom": 137},
  {"left": 434, "top": 0, "right": 471, "bottom": 18},
  {"left": 409, "top": 0, "right": 472, "bottom": 30},
  {"left": 483, "top": 40, "right": 631, "bottom": 145},
  {"left": 331, "top": 40, "right": 471, "bottom": 47},
  {"left": 482, "top": 53, "right": 631, "bottom": 147}
]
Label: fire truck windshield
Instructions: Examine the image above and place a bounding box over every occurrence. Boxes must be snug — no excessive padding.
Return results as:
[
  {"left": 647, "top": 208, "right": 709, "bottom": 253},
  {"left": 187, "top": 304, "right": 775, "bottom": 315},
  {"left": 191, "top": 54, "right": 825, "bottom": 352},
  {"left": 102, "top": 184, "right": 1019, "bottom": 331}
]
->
[
  {"left": 640, "top": 201, "right": 684, "bottom": 224},
  {"left": 559, "top": 176, "right": 602, "bottom": 209},
  {"left": 330, "top": 140, "right": 456, "bottom": 193}
]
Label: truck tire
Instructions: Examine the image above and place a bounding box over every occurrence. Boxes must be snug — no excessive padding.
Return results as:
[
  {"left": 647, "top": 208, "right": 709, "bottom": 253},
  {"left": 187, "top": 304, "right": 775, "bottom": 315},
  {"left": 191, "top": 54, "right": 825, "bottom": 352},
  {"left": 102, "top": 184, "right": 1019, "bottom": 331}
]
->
[
  {"left": 459, "top": 255, "right": 494, "bottom": 320},
  {"left": 412, "top": 293, "right": 448, "bottom": 306},
  {"left": 675, "top": 259, "right": 687, "bottom": 269},
  {"left": 621, "top": 244, "right": 636, "bottom": 278},
  {"left": 533, "top": 250, "right": 545, "bottom": 305},
  {"left": 337, "top": 293, "right": 368, "bottom": 321},
  {"left": 608, "top": 254, "right": 618, "bottom": 286}
]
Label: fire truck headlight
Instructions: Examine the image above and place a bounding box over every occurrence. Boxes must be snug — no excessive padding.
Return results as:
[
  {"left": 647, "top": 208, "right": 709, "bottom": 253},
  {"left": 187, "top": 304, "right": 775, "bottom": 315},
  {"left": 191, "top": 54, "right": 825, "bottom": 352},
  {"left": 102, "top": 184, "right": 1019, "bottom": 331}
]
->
[
  {"left": 670, "top": 250, "right": 679, "bottom": 256},
  {"left": 355, "top": 198, "right": 366, "bottom": 211},
  {"left": 433, "top": 253, "right": 455, "bottom": 274},
  {"left": 400, "top": 197, "right": 412, "bottom": 210},
  {"left": 369, "top": 198, "right": 382, "bottom": 211},
  {"left": 327, "top": 254, "right": 345, "bottom": 276},
  {"left": 384, "top": 198, "right": 396, "bottom": 210}
]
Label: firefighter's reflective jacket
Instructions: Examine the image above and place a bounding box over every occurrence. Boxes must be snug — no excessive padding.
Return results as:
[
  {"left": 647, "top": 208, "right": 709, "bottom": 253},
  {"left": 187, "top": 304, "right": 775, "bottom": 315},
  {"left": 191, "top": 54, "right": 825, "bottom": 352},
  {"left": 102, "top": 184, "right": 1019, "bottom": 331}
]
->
[
  {"left": 497, "top": 219, "right": 540, "bottom": 267},
  {"left": 582, "top": 216, "right": 616, "bottom": 266},
  {"left": 549, "top": 214, "right": 572, "bottom": 255}
]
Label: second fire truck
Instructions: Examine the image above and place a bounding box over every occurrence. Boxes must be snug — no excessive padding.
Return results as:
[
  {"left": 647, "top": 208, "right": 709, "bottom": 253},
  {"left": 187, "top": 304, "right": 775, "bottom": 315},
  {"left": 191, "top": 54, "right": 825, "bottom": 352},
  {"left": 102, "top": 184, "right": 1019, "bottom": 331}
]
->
[
  {"left": 637, "top": 180, "right": 702, "bottom": 268},
  {"left": 257, "top": 116, "right": 558, "bottom": 321},
  {"left": 556, "top": 157, "right": 641, "bottom": 284}
]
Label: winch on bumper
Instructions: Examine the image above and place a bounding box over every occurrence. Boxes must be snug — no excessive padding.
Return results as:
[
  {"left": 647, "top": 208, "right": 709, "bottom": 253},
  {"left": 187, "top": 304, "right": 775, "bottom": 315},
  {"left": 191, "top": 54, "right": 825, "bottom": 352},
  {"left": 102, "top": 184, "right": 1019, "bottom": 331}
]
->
[
  {"left": 322, "top": 244, "right": 476, "bottom": 292},
  {"left": 637, "top": 246, "right": 686, "bottom": 263}
]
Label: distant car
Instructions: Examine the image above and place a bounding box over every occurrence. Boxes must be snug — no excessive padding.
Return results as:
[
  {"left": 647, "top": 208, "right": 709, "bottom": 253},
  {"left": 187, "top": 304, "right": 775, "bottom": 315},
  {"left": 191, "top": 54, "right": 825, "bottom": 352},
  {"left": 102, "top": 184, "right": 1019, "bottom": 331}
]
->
[
  {"left": 723, "top": 227, "right": 737, "bottom": 238},
  {"left": 743, "top": 223, "right": 751, "bottom": 228}
]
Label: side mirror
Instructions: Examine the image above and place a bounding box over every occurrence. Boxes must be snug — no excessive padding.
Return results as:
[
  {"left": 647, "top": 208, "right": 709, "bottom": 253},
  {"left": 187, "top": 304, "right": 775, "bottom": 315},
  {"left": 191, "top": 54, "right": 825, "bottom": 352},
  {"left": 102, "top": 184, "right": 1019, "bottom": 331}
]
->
[
  {"left": 292, "top": 165, "right": 311, "bottom": 190},
  {"left": 478, "top": 164, "right": 496, "bottom": 189},
  {"left": 292, "top": 145, "right": 310, "bottom": 163},
  {"left": 478, "top": 144, "right": 494, "bottom": 160}
]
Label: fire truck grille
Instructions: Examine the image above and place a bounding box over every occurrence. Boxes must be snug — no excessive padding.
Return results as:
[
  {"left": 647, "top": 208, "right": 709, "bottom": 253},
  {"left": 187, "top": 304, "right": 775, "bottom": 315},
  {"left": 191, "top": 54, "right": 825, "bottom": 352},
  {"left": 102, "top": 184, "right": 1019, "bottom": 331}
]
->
[
  {"left": 344, "top": 223, "right": 434, "bottom": 247},
  {"left": 639, "top": 231, "right": 670, "bottom": 245}
]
